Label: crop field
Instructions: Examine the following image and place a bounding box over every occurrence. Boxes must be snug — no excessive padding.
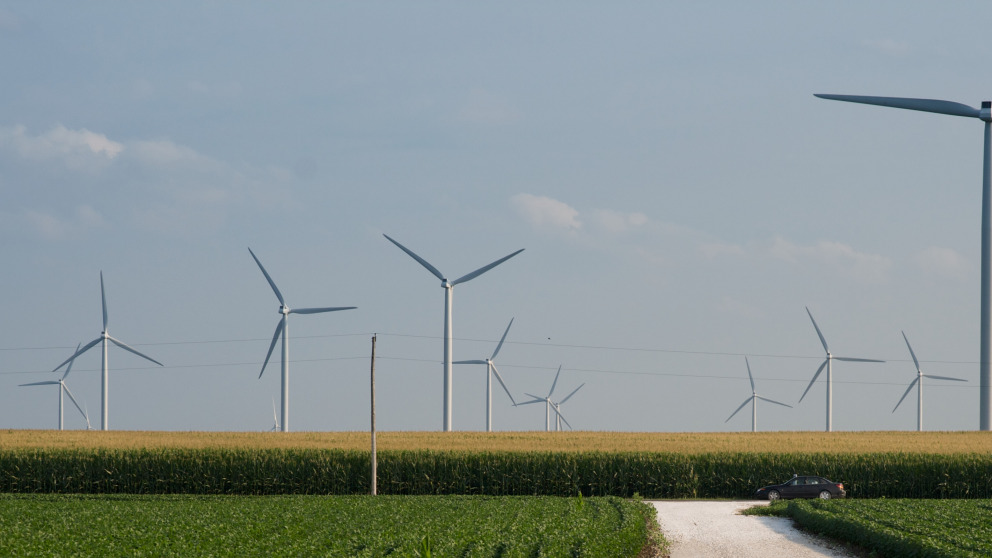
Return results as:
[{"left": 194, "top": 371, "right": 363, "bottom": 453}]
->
[
  {"left": 0, "top": 494, "right": 657, "bottom": 557},
  {"left": 4, "top": 429, "right": 992, "bottom": 454},
  {"left": 749, "top": 499, "right": 992, "bottom": 557}
]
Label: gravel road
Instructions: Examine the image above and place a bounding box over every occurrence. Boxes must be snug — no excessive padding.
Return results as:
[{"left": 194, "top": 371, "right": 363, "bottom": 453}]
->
[{"left": 650, "top": 500, "right": 856, "bottom": 558}]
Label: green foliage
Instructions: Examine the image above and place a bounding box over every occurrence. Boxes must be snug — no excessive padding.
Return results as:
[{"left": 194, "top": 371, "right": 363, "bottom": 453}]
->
[
  {"left": 0, "top": 494, "right": 652, "bottom": 557},
  {"left": 766, "top": 499, "right": 992, "bottom": 557},
  {"left": 2, "top": 448, "right": 992, "bottom": 498}
]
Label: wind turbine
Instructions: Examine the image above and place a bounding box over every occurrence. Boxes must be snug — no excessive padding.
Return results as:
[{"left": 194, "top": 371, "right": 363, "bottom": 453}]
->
[
  {"left": 816, "top": 93, "right": 992, "bottom": 430},
  {"left": 893, "top": 331, "right": 967, "bottom": 431},
  {"left": 799, "top": 307, "right": 885, "bottom": 432},
  {"left": 383, "top": 234, "right": 524, "bottom": 432},
  {"left": 269, "top": 398, "right": 280, "bottom": 432},
  {"left": 518, "top": 366, "right": 584, "bottom": 431},
  {"left": 248, "top": 247, "right": 356, "bottom": 433},
  {"left": 22, "top": 343, "right": 88, "bottom": 430},
  {"left": 52, "top": 272, "right": 163, "bottom": 431},
  {"left": 453, "top": 318, "right": 518, "bottom": 432},
  {"left": 725, "top": 356, "right": 792, "bottom": 432}
]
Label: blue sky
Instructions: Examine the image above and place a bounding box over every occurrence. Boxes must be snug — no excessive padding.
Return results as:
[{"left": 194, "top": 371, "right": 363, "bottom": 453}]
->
[{"left": 1, "top": 2, "right": 990, "bottom": 432}]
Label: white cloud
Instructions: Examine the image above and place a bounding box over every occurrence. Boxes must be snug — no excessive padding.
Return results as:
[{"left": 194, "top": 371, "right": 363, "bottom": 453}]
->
[
  {"left": 511, "top": 193, "right": 582, "bottom": 230},
  {"left": 0, "top": 125, "right": 123, "bottom": 172},
  {"left": 699, "top": 242, "right": 746, "bottom": 259},
  {"left": 592, "top": 209, "right": 649, "bottom": 234},
  {"left": 19, "top": 205, "right": 107, "bottom": 240},
  {"left": 913, "top": 246, "right": 968, "bottom": 279},
  {"left": 769, "top": 237, "right": 891, "bottom": 283}
]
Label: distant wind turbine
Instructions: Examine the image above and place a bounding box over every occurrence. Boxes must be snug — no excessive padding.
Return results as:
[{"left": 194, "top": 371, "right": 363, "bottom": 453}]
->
[
  {"left": 454, "top": 318, "right": 518, "bottom": 432},
  {"left": 248, "top": 247, "right": 356, "bottom": 433},
  {"left": 799, "top": 307, "right": 885, "bottom": 432},
  {"left": 893, "top": 331, "right": 967, "bottom": 431},
  {"left": 816, "top": 93, "right": 992, "bottom": 430},
  {"left": 518, "top": 366, "right": 584, "bottom": 431},
  {"left": 22, "top": 342, "right": 88, "bottom": 430},
  {"left": 52, "top": 272, "right": 163, "bottom": 431},
  {"left": 269, "top": 398, "right": 280, "bottom": 432},
  {"left": 725, "top": 356, "right": 792, "bottom": 432},
  {"left": 383, "top": 234, "right": 524, "bottom": 432}
]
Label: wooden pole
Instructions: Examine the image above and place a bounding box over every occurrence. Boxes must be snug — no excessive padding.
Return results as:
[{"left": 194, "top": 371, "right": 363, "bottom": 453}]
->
[{"left": 370, "top": 334, "right": 377, "bottom": 496}]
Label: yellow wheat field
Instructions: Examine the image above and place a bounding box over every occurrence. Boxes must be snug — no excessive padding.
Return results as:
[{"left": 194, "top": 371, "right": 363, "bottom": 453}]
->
[{"left": 2, "top": 430, "right": 992, "bottom": 454}]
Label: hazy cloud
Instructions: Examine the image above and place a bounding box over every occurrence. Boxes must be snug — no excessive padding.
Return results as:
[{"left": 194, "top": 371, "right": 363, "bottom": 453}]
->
[
  {"left": 18, "top": 205, "right": 107, "bottom": 240},
  {"left": 770, "top": 237, "right": 891, "bottom": 283},
  {"left": 457, "top": 89, "right": 519, "bottom": 126},
  {"left": 863, "top": 38, "right": 910, "bottom": 56},
  {"left": 0, "top": 125, "right": 123, "bottom": 172},
  {"left": 913, "top": 246, "right": 968, "bottom": 279},
  {"left": 592, "top": 209, "right": 649, "bottom": 234},
  {"left": 511, "top": 193, "right": 582, "bottom": 230}
]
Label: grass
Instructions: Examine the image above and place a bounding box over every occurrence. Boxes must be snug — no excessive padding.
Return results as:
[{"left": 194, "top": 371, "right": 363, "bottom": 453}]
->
[
  {"left": 0, "top": 493, "right": 657, "bottom": 557},
  {"left": 746, "top": 499, "right": 992, "bottom": 557},
  {"left": 4, "top": 429, "right": 992, "bottom": 453}
]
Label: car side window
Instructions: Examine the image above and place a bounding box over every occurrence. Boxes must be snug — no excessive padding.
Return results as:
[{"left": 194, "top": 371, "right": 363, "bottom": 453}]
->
[
  {"left": 786, "top": 479, "right": 798, "bottom": 486},
  {"left": 808, "top": 478, "right": 819, "bottom": 485}
]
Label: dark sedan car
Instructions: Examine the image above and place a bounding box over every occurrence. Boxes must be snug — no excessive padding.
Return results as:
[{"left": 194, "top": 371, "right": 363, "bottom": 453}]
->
[{"left": 754, "top": 475, "right": 846, "bottom": 501}]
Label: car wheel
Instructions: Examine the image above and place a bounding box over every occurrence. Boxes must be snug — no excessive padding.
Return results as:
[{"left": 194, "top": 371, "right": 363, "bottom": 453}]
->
[
  {"left": 767, "top": 490, "right": 780, "bottom": 502},
  {"left": 818, "top": 490, "right": 831, "bottom": 500}
]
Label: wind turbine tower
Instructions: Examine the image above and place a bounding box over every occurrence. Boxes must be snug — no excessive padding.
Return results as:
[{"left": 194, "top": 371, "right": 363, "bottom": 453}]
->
[
  {"left": 816, "top": 93, "right": 992, "bottom": 430},
  {"left": 383, "top": 234, "right": 524, "bottom": 432}
]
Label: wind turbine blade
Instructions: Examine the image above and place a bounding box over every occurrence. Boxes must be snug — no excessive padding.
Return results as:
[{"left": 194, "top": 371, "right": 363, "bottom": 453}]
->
[
  {"left": 100, "top": 271, "right": 108, "bottom": 331},
  {"left": 805, "top": 307, "right": 829, "bottom": 353},
  {"left": 547, "top": 365, "right": 562, "bottom": 398},
  {"left": 558, "top": 383, "right": 584, "bottom": 405},
  {"left": 19, "top": 381, "right": 59, "bottom": 387},
  {"left": 834, "top": 357, "right": 886, "bottom": 363},
  {"left": 61, "top": 342, "right": 82, "bottom": 380},
  {"left": 453, "top": 359, "right": 487, "bottom": 365},
  {"left": 53, "top": 338, "right": 101, "bottom": 372},
  {"left": 272, "top": 398, "right": 279, "bottom": 428},
  {"left": 517, "top": 393, "right": 545, "bottom": 406},
  {"left": 550, "top": 405, "right": 572, "bottom": 430},
  {"left": 108, "top": 336, "right": 164, "bottom": 366},
  {"left": 799, "top": 360, "right": 828, "bottom": 403},
  {"left": 290, "top": 306, "right": 357, "bottom": 315},
  {"left": 745, "top": 356, "right": 755, "bottom": 392},
  {"left": 490, "top": 363, "right": 517, "bottom": 406},
  {"left": 451, "top": 249, "right": 524, "bottom": 286},
  {"left": 923, "top": 374, "right": 968, "bottom": 382},
  {"left": 248, "top": 247, "right": 286, "bottom": 306},
  {"left": 902, "top": 331, "right": 922, "bottom": 372},
  {"left": 259, "top": 320, "right": 284, "bottom": 378},
  {"left": 83, "top": 403, "right": 91, "bottom": 429},
  {"left": 892, "top": 378, "right": 920, "bottom": 413},
  {"left": 815, "top": 94, "right": 982, "bottom": 119},
  {"left": 725, "top": 398, "right": 752, "bottom": 423},
  {"left": 491, "top": 318, "right": 514, "bottom": 360},
  {"left": 756, "top": 395, "right": 793, "bottom": 409},
  {"left": 383, "top": 234, "right": 446, "bottom": 282},
  {"left": 62, "top": 384, "right": 87, "bottom": 421}
]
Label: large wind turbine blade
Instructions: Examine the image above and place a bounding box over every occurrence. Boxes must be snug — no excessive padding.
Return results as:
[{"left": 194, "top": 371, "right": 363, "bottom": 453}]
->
[
  {"left": 61, "top": 342, "right": 82, "bottom": 380},
  {"left": 756, "top": 395, "right": 793, "bottom": 409},
  {"left": 248, "top": 247, "right": 285, "bottom": 305},
  {"left": 451, "top": 249, "right": 524, "bottom": 286},
  {"left": 383, "top": 234, "right": 446, "bottom": 282},
  {"left": 83, "top": 403, "right": 91, "bottom": 430},
  {"left": 290, "top": 306, "right": 357, "bottom": 315},
  {"left": 259, "top": 320, "right": 285, "bottom": 378},
  {"left": 491, "top": 318, "right": 514, "bottom": 360},
  {"left": 62, "top": 384, "right": 87, "bottom": 421},
  {"left": 805, "top": 307, "right": 829, "bottom": 353},
  {"left": 453, "top": 359, "right": 487, "bottom": 365},
  {"left": 725, "top": 398, "right": 752, "bottom": 423},
  {"left": 834, "top": 357, "right": 886, "bottom": 363},
  {"left": 547, "top": 365, "right": 562, "bottom": 398},
  {"left": 923, "top": 374, "right": 968, "bottom": 382},
  {"left": 745, "top": 356, "right": 755, "bottom": 392},
  {"left": 490, "top": 363, "right": 517, "bottom": 406},
  {"left": 558, "top": 383, "right": 585, "bottom": 405},
  {"left": 799, "top": 360, "right": 828, "bottom": 403},
  {"left": 815, "top": 94, "right": 982, "bottom": 119},
  {"left": 53, "top": 337, "right": 101, "bottom": 372},
  {"left": 19, "top": 380, "right": 60, "bottom": 387},
  {"left": 517, "top": 393, "right": 546, "bottom": 406},
  {"left": 100, "top": 272, "right": 108, "bottom": 331},
  {"left": 108, "top": 336, "right": 164, "bottom": 367},
  {"left": 550, "top": 405, "right": 572, "bottom": 430},
  {"left": 893, "top": 378, "right": 920, "bottom": 413},
  {"left": 902, "top": 331, "right": 922, "bottom": 372}
]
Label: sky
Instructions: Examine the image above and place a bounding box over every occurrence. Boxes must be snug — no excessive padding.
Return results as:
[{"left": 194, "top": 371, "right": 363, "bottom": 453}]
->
[{"left": 2, "top": 2, "right": 991, "bottom": 433}]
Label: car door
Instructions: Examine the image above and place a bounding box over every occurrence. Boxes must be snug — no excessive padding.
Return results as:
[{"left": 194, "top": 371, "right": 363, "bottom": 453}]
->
[
  {"left": 780, "top": 477, "right": 804, "bottom": 498},
  {"left": 803, "top": 477, "right": 822, "bottom": 498}
]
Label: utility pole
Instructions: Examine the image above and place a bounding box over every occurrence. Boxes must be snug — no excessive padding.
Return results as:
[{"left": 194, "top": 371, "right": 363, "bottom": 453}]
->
[{"left": 370, "top": 334, "right": 377, "bottom": 496}]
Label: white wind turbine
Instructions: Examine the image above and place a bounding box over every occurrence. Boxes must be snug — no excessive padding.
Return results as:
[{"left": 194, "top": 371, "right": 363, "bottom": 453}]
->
[
  {"left": 22, "top": 343, "right": 88, "bottom": 430},
  {"left": 454, "top": 318, "right": 518, "bottom": 432},
  {"left": 893, "top": 331, "right": 967, "bottom": 431},
  {"left": 52, "top": 272, "right": 163, "bottom": 431},
  {"left": 725, "top": 356, "right": 792, "bottom": 432},
  {"left": 383, "top": 234, "right": 524, "bottom": 432},
  {"left": 249, "top": 247, "right": 356, "bottom": 433},
  {"left": 269, "top": 398, "right": 280, "bottom": 432},
  {"left": 518, "top": 366, "right": 584, "bottom": 432},
  {"left": 799, "top": 307, "right": 885, "bottom": 432},
  {"left": 816, "top": 93, "right": 992, "bottom": 430}
]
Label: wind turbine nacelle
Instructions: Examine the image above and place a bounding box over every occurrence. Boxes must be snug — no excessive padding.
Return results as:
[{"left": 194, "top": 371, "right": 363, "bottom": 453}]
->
[{"left": 982, "top": 101, "right": 992, "bottom": 122}]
